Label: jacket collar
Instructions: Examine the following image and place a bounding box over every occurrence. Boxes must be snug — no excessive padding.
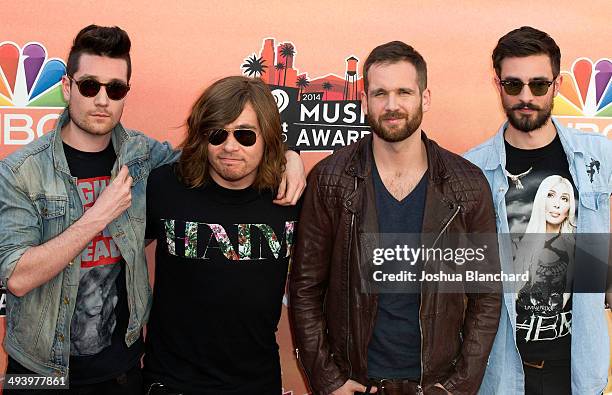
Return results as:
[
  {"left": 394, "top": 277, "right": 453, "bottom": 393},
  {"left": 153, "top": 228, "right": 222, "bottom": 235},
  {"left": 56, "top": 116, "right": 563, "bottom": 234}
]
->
[
  {"left": 485, "top": 117, "right": 579, "bottom": 171},
  {"left": 345, "top": 131, "right": 450, "bottom": 183},
  {"left": 346, "top": 131, "right": 458, "bottom": 237},
  {"left": 51, "top": 108, "right": 130, "bottom": 176},
  {"left": 553, "top": 117, "right": 582, "bottom": 157},
  {"left": 485, "top": 122, "right": 507, "bottom": 171}
]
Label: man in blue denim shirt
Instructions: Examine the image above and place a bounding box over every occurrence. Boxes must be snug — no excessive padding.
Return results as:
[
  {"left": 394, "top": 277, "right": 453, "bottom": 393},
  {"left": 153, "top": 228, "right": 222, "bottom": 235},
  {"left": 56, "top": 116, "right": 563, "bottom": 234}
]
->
[
  {"left": 0, "top": 25, "right": 305, "bottom": 393},
  {"left": 465, "top": 27, "right": 611, "bottom": 394}
]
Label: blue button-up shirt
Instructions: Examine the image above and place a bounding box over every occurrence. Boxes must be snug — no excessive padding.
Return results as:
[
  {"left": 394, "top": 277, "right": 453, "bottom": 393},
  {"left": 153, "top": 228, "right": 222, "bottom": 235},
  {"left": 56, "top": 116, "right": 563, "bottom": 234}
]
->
[{"left": 464, "top": 118, "right": 612, "bottom": 394}]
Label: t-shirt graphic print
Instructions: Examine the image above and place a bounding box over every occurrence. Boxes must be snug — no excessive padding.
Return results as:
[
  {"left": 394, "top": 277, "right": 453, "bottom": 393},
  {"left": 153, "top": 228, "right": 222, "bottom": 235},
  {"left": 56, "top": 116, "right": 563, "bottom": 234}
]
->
[
  {"left": 70, "top": 176, "right": 122, "bottom": 356},
  {"left": 504, "top": 134, "right": 577, "bottom": 360}
]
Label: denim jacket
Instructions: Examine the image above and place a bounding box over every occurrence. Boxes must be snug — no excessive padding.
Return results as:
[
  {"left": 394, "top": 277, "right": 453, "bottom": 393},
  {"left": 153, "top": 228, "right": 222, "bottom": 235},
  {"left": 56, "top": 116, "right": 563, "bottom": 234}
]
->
[
  {"left": 0, "top": 109, "right": 178, "bottom": 377},
  {"left": 464, "top": 118, "right": 612, "bottom": 394}
]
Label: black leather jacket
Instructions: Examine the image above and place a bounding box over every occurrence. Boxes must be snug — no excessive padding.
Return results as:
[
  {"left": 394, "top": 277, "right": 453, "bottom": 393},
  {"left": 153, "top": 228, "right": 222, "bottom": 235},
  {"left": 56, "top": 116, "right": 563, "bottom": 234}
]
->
[{"left": 290, "top": 133, "right": 501, "bottom": 395}]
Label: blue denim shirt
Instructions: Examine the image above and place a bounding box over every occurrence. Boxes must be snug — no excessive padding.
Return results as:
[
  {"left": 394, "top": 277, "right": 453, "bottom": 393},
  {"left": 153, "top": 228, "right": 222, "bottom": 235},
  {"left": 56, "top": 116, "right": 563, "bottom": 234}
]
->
[
  {"left": 464, "top": 118, "right": 612, "bottom": 394},
  {"left": 0, "top": 109, "right": 178, "bottom": 376}
]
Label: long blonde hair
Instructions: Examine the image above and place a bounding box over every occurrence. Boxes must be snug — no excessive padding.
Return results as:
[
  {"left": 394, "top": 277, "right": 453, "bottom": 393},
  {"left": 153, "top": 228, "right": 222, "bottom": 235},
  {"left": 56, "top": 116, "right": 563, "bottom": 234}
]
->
[
  {"left": 177, "top": 76, "right": 286, "bottom": 191},
  {"left": 514, "top": 175, "right": 576, "bottom": 292},
  {"left": 524, "top": 175, "right": 576, "bottom": 234}
]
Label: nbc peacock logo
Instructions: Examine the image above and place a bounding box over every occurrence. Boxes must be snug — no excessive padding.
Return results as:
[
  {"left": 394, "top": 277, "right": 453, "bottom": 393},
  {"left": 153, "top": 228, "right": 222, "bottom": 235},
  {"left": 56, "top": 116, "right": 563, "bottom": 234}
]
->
[
  {"left": 0, "top": 41, "right": 66, "bottom": 150},
  {"left": 553, "top": 58, "right": 612, "bottom": 137}
]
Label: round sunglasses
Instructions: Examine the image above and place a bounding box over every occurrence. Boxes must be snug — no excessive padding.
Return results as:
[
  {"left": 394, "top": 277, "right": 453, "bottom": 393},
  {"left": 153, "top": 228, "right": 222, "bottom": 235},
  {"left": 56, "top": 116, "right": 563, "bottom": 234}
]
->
[
  {"left": 68, "top": 76, "right": 130, "bottom": 100},
  {"left": 207, "top": 128, "right": 257, "bottom": 147},
  {"left": 499, "top": 79, "right": 555, "bottom": 96}
]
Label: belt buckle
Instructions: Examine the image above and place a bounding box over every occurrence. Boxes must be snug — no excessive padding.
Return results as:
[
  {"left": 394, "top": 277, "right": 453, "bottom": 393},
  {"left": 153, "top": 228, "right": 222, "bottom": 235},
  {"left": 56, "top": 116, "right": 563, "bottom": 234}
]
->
[
  {"left": 523, "top": 360, "right": 545, "bottom": 369},
  {"left": 374, "top": 378, "right": 389, "bottom": 390},
  {"left": 370, "top": 378, "right": 392, "bottom": 391}
]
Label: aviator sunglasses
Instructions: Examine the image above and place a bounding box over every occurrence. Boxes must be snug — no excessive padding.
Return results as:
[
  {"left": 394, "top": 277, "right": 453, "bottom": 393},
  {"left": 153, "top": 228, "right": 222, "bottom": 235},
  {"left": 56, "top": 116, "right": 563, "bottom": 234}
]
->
[
  {"left": 207, "top": 128, "right": 257, "bottom": 147},
  {"left": 68, "top": 76, "right": 130, "bottom": 100},
  {"left": 499, "top": 79, "right": 555, "bottom": 96}
]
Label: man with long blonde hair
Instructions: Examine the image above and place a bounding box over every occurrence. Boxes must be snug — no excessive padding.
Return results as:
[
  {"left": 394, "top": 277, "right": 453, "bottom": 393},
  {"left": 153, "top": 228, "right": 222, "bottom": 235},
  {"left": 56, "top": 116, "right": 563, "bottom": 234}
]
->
[{"left": 143, "top": 76, "right": 301, "bottom": 394}]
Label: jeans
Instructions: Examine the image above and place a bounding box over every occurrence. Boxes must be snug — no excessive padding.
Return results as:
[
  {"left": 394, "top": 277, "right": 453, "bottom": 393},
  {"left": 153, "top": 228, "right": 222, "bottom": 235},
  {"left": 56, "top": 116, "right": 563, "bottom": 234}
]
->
[
  {"left": 524, "top": 359, "right": 571, "bottom": 395},
  {"left": 4, "top": 356, "right": 142, "bottom": 395}
]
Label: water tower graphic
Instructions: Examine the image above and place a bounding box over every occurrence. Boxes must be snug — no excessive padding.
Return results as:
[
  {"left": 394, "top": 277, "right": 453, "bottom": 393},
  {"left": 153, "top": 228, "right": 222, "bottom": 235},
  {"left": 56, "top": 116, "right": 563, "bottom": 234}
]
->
[{"left": 343, "top": 56, "right": 359, "bottom": 101}]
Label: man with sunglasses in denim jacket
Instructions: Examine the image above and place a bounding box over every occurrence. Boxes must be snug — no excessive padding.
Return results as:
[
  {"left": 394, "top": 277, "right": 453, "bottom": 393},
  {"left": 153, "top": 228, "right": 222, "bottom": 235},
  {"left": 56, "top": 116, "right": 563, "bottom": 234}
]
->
[
  {"left": 464, "top": 26, "right": 612, "bottom": 394},
  {"left": 0, "top": 25, "right": 305, "bottom": 394}
]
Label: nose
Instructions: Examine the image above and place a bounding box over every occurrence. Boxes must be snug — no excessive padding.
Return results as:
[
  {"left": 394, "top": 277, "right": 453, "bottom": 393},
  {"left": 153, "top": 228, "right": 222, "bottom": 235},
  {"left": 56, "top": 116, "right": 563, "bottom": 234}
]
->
[
  {"left": 385, "top": 93, "right": 400, "bottom": 111},
  {"left": 516, "top": 83, "right": 534, "bottom": 102},
  {"left": 93, "top": 86, "right": 110, "bottom": 107},
  {"left": 222, "top": 132, "right": 240, "bottom": 152}
]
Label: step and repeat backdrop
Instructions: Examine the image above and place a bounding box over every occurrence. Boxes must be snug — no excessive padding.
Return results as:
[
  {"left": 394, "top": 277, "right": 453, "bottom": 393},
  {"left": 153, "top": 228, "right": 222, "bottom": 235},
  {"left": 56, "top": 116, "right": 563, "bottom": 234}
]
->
[{"left": 0, "top": 1, "right": 610, "bottom": 393}]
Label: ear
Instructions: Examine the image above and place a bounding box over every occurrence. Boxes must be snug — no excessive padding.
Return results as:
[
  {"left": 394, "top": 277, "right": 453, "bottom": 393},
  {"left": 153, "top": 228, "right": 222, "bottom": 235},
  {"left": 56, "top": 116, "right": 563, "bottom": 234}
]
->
[
  {"left": 493, "top": 76, "right": 502, "bottom": 95},
  {"left": 421, "top": 88, "right": 431, "bottom": 113},
  {"left": 553, "top": 74, "right": 563, "bottom": 97},
  {"left": 361, "top": 90, "right": 368, "bottom": 116},
  {"left": 61, "top": 75, "right": 71, "bottom": 103}
]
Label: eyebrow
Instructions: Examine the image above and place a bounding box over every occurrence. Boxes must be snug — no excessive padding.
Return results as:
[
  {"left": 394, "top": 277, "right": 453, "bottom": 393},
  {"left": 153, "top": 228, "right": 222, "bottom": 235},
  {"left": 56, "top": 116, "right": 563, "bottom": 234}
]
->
[
  {"left": 75, "top": 74, "right": 128, "bottom": 84},
  {"left": 234, "top": 123, "right": 258, "bottom": 129},
  {"left": 370, "top": 87, "right": 415, "bottom": 94},
  {"left": 502, "top": 76, "right": 553, "bottom": 82}
]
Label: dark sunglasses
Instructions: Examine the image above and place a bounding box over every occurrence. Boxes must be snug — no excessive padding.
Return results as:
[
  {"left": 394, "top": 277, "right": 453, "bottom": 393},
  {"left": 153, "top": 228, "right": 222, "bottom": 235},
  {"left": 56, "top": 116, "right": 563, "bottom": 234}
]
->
[
  {"left": 499, "top": 79, "right": 555, "bottom": 96},
  {"left": 68, "top": 76, "right": 130, "bottom": 100},
  {"left": 207, "top": 128, "right": 257, "bottom": 146}
]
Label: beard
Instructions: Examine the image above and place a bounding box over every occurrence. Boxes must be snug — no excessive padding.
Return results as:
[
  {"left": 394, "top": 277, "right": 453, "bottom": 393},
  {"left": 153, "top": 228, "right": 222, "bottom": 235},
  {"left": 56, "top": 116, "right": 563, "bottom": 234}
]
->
[
  {"left": 504, "top": 98, "right": 553, "bottom": 133},
  {"left": 208, "top": 154, "right": 260, "bottom": 188},
  {"left": 211, "top": 163, "right": 248, "bottom": 182},
  {"left": 68, "top": 106, "right": 116, "bottom": 136},
  {"left": 368, "top": 109, "right": 423, "bottom": 143}
]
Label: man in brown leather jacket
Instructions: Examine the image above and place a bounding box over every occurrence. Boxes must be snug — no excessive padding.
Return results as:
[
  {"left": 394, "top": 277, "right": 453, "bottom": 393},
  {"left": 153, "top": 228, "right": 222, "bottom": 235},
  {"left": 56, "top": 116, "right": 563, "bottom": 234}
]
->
[{"left": 290, "top": 41, "right": 502, "bottom": 395}]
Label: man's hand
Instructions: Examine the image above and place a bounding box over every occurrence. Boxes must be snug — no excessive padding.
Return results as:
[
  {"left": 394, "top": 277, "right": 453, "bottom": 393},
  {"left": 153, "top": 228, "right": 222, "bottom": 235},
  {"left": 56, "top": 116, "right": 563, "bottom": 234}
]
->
[
  {"left": 5, "top": 165, "right": 134, "bottom": 297},
  {"left": 330, "top": 379, "right": 377, "bottom": 395},
  {"left": 433, "top": 383, "right": 452, "bottom": 394},
  {"left": 84, "top": 165, "right": 133, "bottom": 228},
  {"left": 274, "top": 150, "right": 306, "bottom": 206}
]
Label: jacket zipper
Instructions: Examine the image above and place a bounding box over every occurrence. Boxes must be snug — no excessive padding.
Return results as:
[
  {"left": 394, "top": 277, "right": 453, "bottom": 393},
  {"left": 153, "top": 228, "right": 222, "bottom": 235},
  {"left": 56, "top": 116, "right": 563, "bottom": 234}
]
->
[
  {"left": 295, "top": 177, "right": 359, "bottom": 389},
  {"left": 294, "top": 348, "right": 312, "bottom": 387},
  {"left": 417, "top": 204, "right": 461, "bottom": 395},
  {"left": 346, "top": 176, "right": 357, "bottom": 378},
  {"left": 431, "top": 204, "right": 460, "bottom": 249}
]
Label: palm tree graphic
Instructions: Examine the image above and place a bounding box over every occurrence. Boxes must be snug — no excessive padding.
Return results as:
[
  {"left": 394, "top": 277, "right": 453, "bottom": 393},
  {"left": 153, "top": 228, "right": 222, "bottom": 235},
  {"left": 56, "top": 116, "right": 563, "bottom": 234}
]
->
[
  {"left": 296, "top": 75, "right": 310, "bottom": 100},
  {"left": 322, "top": 81, "right": 333, "bottom": 100},
  {"left": 280, "top": 43, "right": 295, "bottom": 87},
  {"left": 242, "top": 54, "right": 267, "bottom": 78},
  {"left": 274, "top": 62, "right": 285, "bottom": 85}
]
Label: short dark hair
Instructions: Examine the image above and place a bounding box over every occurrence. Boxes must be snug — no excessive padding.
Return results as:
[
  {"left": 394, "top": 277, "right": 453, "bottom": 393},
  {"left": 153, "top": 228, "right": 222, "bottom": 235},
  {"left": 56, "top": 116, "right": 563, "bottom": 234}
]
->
[
  {"left": 363, "top": 41, "right": 427, "bottom": 93},
  {"left": 178, "top": 76, "right": 286, "bottom": 191},
  {"left": 492, "top": 26, "right": 561, "bottom": 78},
  {"left": 66, "top": 25, "right": 132, "bottom": 81}
]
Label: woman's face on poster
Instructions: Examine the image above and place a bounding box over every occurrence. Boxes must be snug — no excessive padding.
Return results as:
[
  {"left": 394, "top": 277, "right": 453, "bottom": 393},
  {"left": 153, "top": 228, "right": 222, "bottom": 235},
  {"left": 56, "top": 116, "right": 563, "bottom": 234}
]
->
[{"left": 545, "top": 182, "right": 571, "bottom": 225}]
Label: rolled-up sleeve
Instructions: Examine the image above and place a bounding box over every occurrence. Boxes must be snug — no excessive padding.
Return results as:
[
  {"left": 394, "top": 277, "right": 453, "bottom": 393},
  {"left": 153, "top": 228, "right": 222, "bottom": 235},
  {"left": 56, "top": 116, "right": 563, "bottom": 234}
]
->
[{"left": 0, "top": 162, "right": 41, "bottom": 280}]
